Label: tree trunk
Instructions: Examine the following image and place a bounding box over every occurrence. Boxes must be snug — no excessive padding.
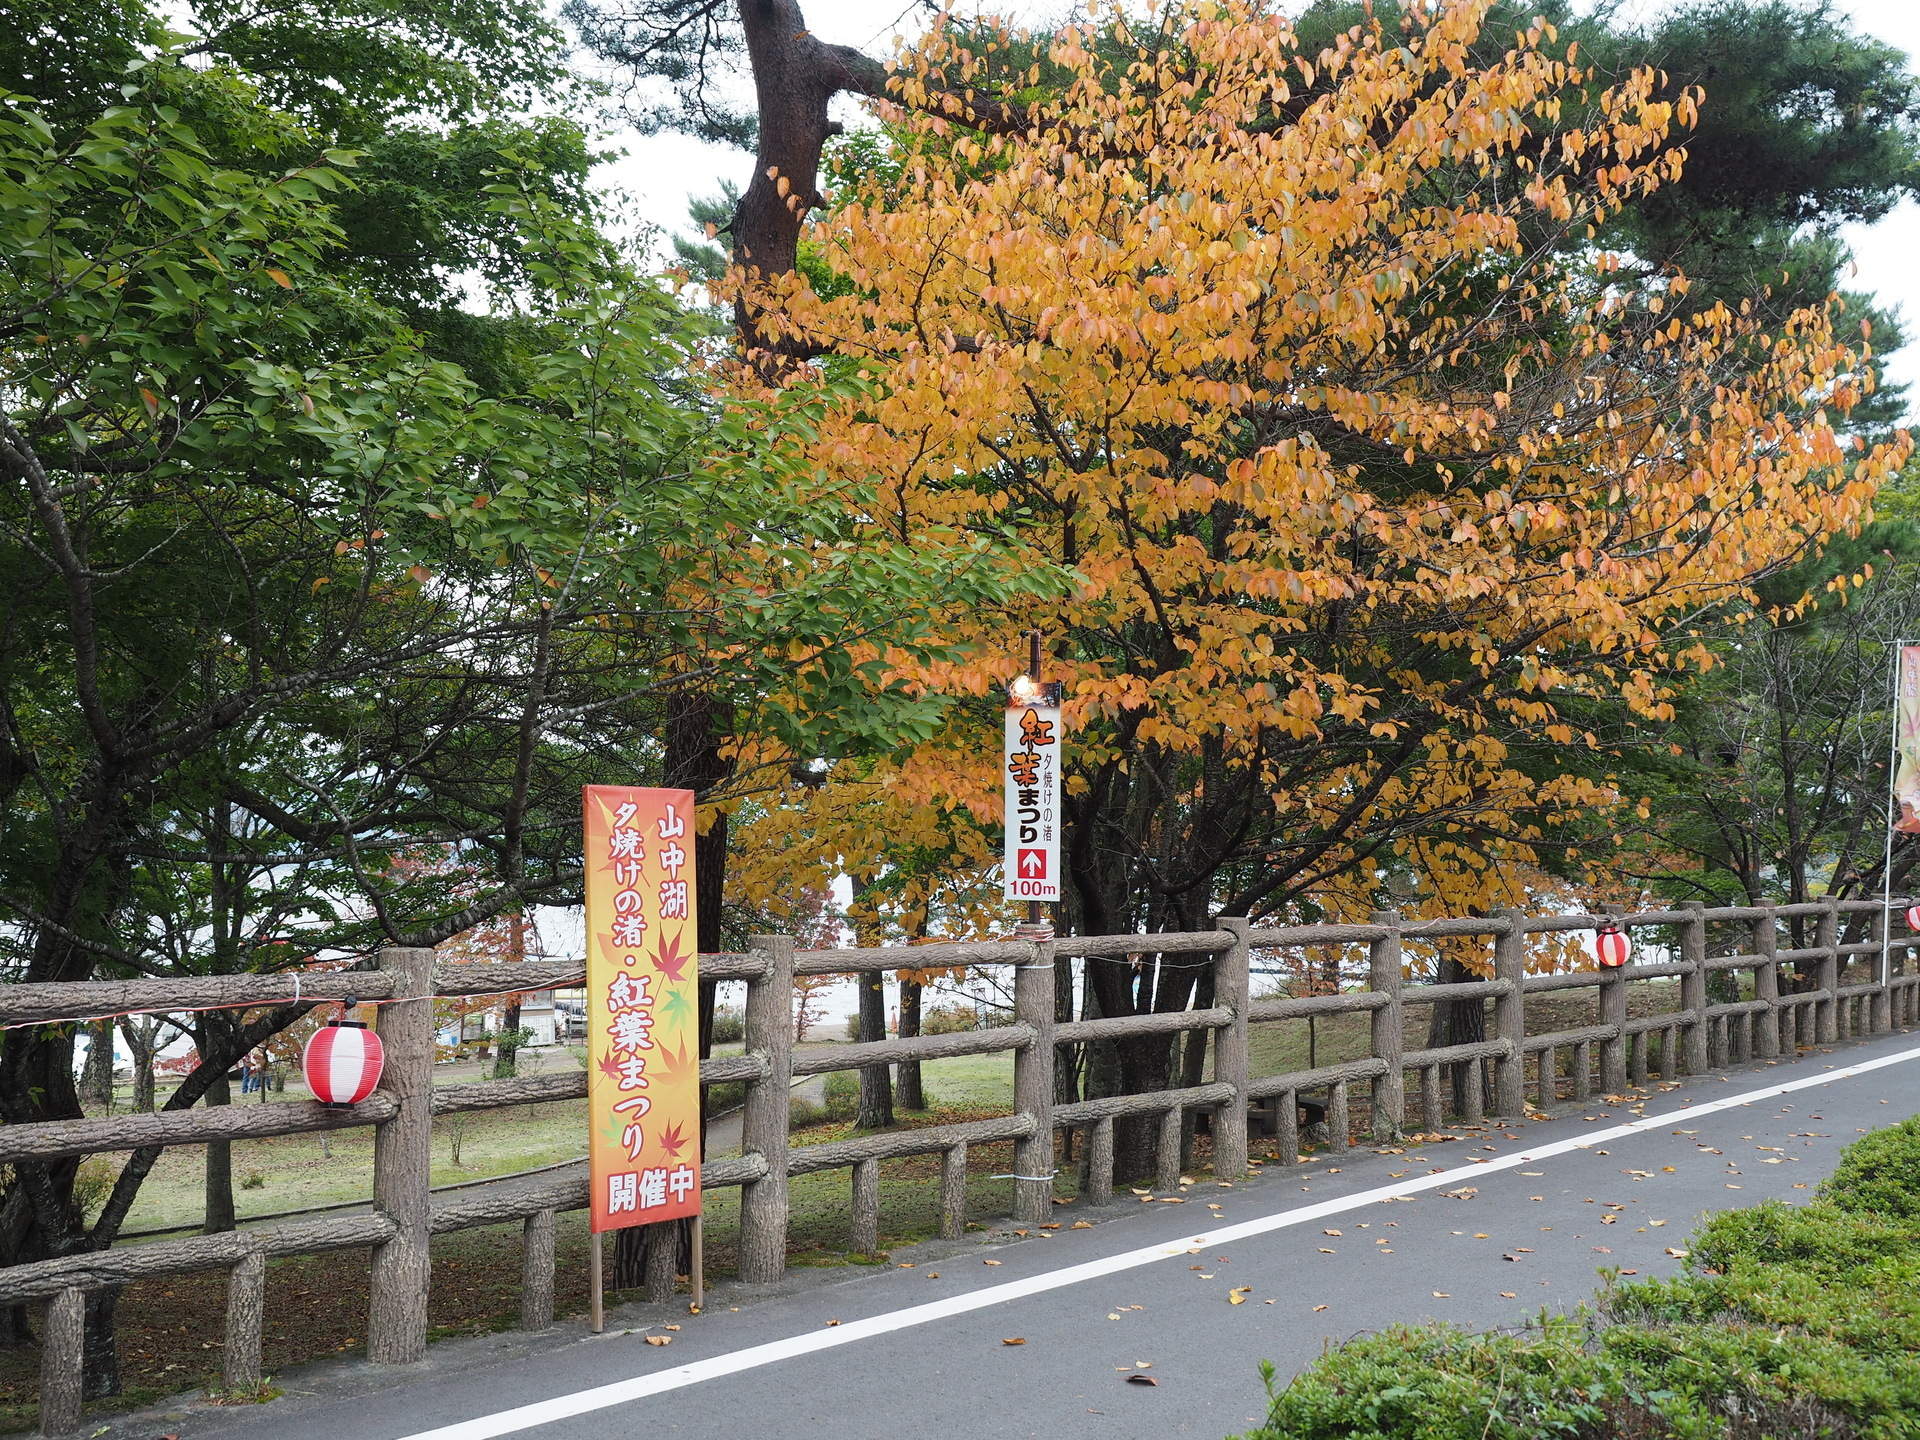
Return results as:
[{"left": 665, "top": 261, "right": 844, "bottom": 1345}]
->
[
  {"left": 856, "top": 970, "right": 893, "bottom": 1130},
  {"left": 731, "top": 0, "right": 885, "bottom": 348},
  {"left": 494, "top": 912, "right": 528, "bottom": 1078},
  {"left": 203, "top": 1069, "right": 235, "bottom": 1234},
  {"left": 1428, "top": 954, "right": 1488, "bottom": 1120},
  {"left": 1080, "top": 947, "right": 1211, "bottom": 1184},
  {"left": 120, "top": 1021, "right": 157, "bottom": 1114},
  {"left": 895, "top": 979, "right": 923, "bottom": 1111},
  {"left": 79, "top": 1020, "right": 114, "bottom": 1112}
]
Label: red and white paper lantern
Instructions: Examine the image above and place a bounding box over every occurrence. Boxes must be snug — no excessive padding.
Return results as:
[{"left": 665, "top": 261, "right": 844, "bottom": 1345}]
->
[
  {"left": 1594, "top": 924, "right": 1632, "bottom": 969},
  {"left": 303, "top": 1020, "right": 384, "bottom": 1107},
  {"left": 1907, "top": 902, "right": 1920, "bottom": 934}
]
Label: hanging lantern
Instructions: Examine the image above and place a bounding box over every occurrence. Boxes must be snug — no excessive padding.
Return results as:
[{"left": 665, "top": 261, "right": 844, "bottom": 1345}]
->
[
  {"left": 1907, "top": 902, "right": 1920, "bottom": 934},
  {"left": 303, "top": 1017, "right": 384, "bottom": 1107},
  {"left": 1594, "top": 924, "right": 1632, "bottom": 969}
]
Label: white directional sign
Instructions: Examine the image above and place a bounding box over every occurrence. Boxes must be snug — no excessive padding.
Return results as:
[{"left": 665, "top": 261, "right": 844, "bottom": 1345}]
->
[{"left": 1003, "top": 682, "right": 1063, "bottom": 903}]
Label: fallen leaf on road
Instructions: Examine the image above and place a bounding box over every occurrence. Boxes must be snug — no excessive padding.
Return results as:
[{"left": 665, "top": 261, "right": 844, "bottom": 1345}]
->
[
  {"left": 1108, "top": 1313, "right": 1123, "bottom": 1320},
  {"left": 1662, "top": 1166, "right": 1675, "bottom": 1172},
  {"left": 1003, "top": 1338, "right": 1026, "bottom": 1346},
  {"left": 1317, "top": 1248, "right": 1336, "bottom": 1254},
  {"left": 1515, "top": 1247, "right": 1534, "bottom": 1253},
  {"left": 1126, "top": 1375, "right": 1159, "bottom": 1386},
  {"left": 1520, "top": 1171, "right": 1544, "bottom": 1176},
  {"left": 1500, "top": 1292, "right": 1517, "bottom": 1298},
  {"left": 663, "top": 1324, "right": 680, "bottom": 1331},
  {"left": 1313, "top": 1304, "right": 1329, "bottom": 1311},
  {"left": 1593, "top": 1247, "right": 1611, "bottom": 1252},
  {"left": 826, "top": 1320, "right": 840, "bottom": 1327},
  {"left": 926, "top": 1272, "right": 939, "bottom": 1278},
  {"left": 1229, "top": 1287, "right": 1252, "bottom": 1305},
  {"left": 645, "top": 1335, "right": 671, "bottom": 1346},
  {"left": 1324, "top": 1229, "right": 1342, "bottom": 1236},
  {"left": 1432, "top": 1292, "right": 1451, "bottom": 1298},
  {"left": 1072, "top": 1221, "right": 1094, "bottom": 1228},
  {"left": 1502, "top": 1254, "right": 1520, "bottom": 1262},
  {"left": 1473, "top": 1233, "right": 1490, "bottom": 1239},
  {"left": 1158, "top": 1197, "right": 1185, "bottom": 1203},
  {"left": 1619, "top": 1269, "right": 1639, "bottom": 1276},
  {"left": 1040, "top": 1223, "right": 1061, "bottom": 1230},
  {"left": 1666, "top": 1247, "right": 1690, "bottom": 1258},
  {"left": 983, "top": 1259, "right": 1003, "bottom": 1265}
]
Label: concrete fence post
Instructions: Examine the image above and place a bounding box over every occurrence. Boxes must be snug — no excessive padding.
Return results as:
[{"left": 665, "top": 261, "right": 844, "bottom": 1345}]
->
[
  {"left": 1011, "top": 938, "right": 1056, "bottom": 1223},
  {"left": 1679, "top": 901, "right": 1708, "bottom": 1075},
  {"left": 37, "top": 1285, "right": 84, "bottom": 1436},
  {"left": 1492, "top": 908, "right": 1527, "bottom": 1119},
  {"left": 1817, "top": 899, "right": 1840, "bottom": 1044},
  {"left": 520, "top": 1210, "right": 555, "bottom": 1330},
  {"left": 223, "top": 1248, "right": 266, "bottom": 1392},
  {"left": 368, "top": 945, "right": 434, "bottom": 1366},
  {"left": 738, "top": 933, "right": 793, "bottom": 1284},
  {"left": 1598, "top": 905, "right": 1628, "bottom": 1095},
  {"left": 1368, "top": 911, "right": 1404, "bottom": 1141},
  {"left": 1753, "top": 907, "right": 1780, "bottom": 1058},
  {"left": 1214, "top": 919, "right": 1251, "bottom": 1177},
  {"left": 1870, "top": 903, "right": 1891, "bottom": 1034}
]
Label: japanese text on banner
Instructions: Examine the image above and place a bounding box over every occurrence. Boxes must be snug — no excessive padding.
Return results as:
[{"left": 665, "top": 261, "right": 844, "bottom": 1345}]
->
[
  {"left": 1895, "top": 646, "right": 1920, "bottom": 837},
  {"left": 1003, "top": 683, "right": 1063, "bottom": 902},
  {"left": 585, "top": 785, "right": 700, "bottom": 1232}
]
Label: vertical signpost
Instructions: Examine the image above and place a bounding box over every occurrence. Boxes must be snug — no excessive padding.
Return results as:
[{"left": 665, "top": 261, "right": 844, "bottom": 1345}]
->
[
  {"left": 1004, "top": 631, "right": 1063, "bottom": 927},
  {"left": 584, "top": 785, "right": 702, "bottom": 1328},
  {"left": 1885, "top": 644, "right": 1920, "bottom": 992}
]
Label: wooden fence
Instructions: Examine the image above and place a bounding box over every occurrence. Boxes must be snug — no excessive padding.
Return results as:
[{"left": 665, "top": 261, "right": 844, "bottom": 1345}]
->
[{"left": 4, "top": 897, "right": 1916, "bottom": 1434}]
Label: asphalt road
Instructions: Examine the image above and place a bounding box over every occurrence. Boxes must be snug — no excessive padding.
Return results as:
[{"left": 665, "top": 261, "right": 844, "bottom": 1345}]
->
[{"left": 124, "top": 1028, "right": 1920, "bottom": 1440}]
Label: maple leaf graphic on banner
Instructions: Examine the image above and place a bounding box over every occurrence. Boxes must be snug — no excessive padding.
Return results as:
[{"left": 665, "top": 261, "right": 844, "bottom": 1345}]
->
[
  {"left": 652, "top": 1036, "right": 694, "bottom": 1088},
  {"left": 649, "top": 933, "right": 691, "bottom": 984},
  {"left": 596, "top": 1054, "right": 624, "bottom": 1084},
  {"left": 659, "top": 987, "right": 690, "bottom": 1027},
  {"left": 658, "top": 1120, "right": 689, "bottom": 1159}
]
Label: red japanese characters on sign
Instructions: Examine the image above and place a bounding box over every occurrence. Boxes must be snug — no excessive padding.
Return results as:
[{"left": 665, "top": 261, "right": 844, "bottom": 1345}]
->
[{"left": 1003, "top": 683, "right": 1063, "bottom": 902}]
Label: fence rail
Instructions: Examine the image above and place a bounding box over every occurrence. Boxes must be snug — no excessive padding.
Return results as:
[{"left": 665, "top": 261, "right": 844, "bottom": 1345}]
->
[{"left": 8, "top": 895, "right": 1919, "bottom": 1433}]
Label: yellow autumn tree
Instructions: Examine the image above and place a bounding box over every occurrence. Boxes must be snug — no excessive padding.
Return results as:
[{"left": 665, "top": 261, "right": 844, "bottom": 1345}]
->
[{"left": 720, "top": 0, "right": 1907, "bottom": 1162}]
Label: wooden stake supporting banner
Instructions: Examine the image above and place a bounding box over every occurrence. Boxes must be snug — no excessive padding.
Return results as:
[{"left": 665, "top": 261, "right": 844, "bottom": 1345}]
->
[
  {"left": 690, "top": 1215, "right": 704, "bottom": 1312},
  {"left": 589, "top": 1231, "right": 603, "bottom": 1335}
]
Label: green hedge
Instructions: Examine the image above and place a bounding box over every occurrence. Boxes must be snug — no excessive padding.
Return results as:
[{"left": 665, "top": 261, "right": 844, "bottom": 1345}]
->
[{"left": 1239, "top": 1120, "right": 1920, "bottom": 1440}]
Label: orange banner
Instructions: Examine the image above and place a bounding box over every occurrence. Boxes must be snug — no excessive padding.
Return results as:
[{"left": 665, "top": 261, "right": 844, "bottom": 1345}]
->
[{"left": 585, "top": 785, "right": 700, "bottom": 1233}]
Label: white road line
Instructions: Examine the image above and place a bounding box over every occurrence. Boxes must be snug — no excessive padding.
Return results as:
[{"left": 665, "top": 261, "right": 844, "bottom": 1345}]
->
[{"left": 397, "top": 1040, "right": 1920, "bottom": 1440}]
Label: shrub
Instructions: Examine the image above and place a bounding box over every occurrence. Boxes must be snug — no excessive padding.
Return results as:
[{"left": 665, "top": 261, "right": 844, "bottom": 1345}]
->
[
  {"left": 1820, "top": 1114, "right": 1920, "bottom": 1219},
  {"left": 1241, "top": 1121, "right": 1920, "bottom": 1440},
  {"left": 789, "top": 1094, "right": 826, "bottom": 1128},
  {"left": 711, "top": 1006, "right": 746, "bottom": 1045},
  {"left": 240, "top": 1171, "right": 266, "bottom": 1191},
  {"left": 921, "top": 1002, "right": 983, "bottom": 1034},
  {"left": 70, "top": 1156, "right": 116, "bottom": 1224},
  {"left": 823, "top": 1069, "right": 859, "bottom": 1119}
]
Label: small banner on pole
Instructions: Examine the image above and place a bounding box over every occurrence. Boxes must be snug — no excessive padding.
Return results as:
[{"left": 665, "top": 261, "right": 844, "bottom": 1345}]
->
[
  {"left": 1896, "top": 645, "right": 1920, "bottom": 837},
  {"left": 584, "top": 785, "right": 701, "bottom": 1233},
  {"left": 1003, "top": 682, "right": 1064, "bottom": 903}
]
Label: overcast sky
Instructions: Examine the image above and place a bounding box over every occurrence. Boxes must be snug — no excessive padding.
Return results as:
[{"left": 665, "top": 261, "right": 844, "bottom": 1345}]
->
[{"left": 597, "top": 0, "right": 1920, "bottom": 416}]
